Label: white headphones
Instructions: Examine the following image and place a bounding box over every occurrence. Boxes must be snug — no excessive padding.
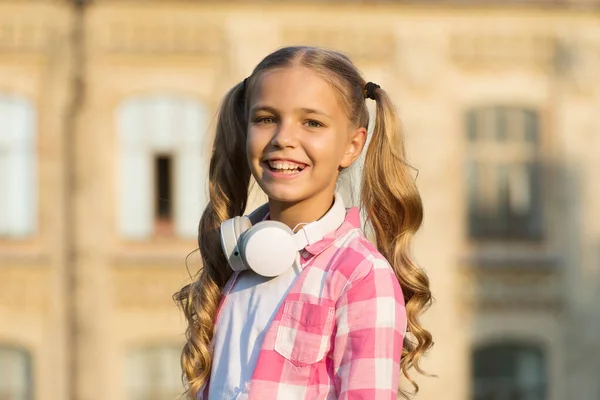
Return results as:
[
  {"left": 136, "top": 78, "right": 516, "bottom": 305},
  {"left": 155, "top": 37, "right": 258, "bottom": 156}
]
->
[{"left": 220, "top": 193, "right": 346, "bottom": 277}]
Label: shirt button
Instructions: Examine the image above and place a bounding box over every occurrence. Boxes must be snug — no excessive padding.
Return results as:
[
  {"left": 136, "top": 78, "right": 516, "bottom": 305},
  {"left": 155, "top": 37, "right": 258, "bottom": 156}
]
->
[{"left": 301, "top": 250, "right": 311, "bottom": 259}]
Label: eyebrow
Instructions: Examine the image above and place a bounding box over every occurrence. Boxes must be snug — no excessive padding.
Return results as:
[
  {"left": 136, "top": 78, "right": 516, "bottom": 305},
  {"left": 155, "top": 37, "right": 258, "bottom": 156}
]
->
[
  {"left": 300, "top": 108, "right": 331, "bottom": 119},
  {"left": 250, "top": 105, "right": 278, "bottom": 115},
  {"left": 250, "top": 105, "right": 331, "bottom": 120}
]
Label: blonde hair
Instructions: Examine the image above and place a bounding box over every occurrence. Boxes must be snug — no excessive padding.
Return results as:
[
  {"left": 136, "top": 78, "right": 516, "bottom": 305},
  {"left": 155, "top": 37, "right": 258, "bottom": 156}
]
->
[{"left": 173, "top": 46, "right": 433, "bottom": 398}]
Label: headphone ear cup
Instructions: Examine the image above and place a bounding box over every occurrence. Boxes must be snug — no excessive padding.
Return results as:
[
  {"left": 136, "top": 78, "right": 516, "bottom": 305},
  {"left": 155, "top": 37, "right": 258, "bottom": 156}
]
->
[
  {"left": 234, "top": 216, "right": 252, "bottom": 268},
  {"left": 220, "top": 216, "right": 252, "bottom": 272},
  {"left": 239, "top": 221, "right": 298, "bottom": 277}
]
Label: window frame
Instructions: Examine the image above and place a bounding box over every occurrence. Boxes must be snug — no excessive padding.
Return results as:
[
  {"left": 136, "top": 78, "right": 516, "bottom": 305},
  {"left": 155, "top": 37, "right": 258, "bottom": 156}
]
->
[
  {"left": 125, "top": 343, "right": 183, "bottom": 400},
  {"left": 116, "top": 95, "right": 208, "bottom": 241},
  {"left": 466, "top": 106, "right": 543, "bottom": 241},
  {"left": 472, "top": 341, "right": 548, "bottom": 400},
  {"left": 0, "top": 92, "right": 37, "bottom": 239},
  {"left": 0, "top": 345, "right": 34, "bottom": 400}
]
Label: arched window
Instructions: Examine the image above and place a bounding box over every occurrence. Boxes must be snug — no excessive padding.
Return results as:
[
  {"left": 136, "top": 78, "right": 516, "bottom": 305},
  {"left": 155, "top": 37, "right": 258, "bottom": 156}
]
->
[
  {"left": 0, "top": 346, "right": 33, "bottom": 400},
  {"left": 125, "top": 344, "right": 182, "bottom": 400},
  {"left": 466, "top": 106, "right": 542, "bottom": 240},
  {"left": 116, "top": 95, "right": 208, "bottom": 239},
  {"left": 472, "top": 342, "right": 547, "bottom": 400},
  {"left": 0, "top": 93, "right": 37, "bottom": 238}
]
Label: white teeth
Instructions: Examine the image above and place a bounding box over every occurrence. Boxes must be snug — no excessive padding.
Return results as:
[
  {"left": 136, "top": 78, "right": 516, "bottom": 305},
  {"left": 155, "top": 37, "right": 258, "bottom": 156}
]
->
[{"left": 267, "top": 161, "right": 305, "bottom": 171}]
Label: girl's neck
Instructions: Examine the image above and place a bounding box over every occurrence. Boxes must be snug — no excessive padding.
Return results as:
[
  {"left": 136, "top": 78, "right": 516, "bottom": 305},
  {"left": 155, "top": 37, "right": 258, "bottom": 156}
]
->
[{"left": 268, "top": 190, "right": 336, "bottom": 231}]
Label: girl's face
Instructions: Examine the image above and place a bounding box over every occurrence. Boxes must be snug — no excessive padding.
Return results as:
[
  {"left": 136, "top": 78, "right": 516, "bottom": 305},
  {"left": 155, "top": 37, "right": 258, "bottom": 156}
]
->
[{"left": 247, "top": 66, "right": 366, "bottom": 206}]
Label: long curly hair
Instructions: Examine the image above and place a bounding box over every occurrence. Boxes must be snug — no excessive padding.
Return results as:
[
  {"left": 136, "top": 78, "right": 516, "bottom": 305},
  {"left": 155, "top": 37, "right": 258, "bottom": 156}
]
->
[{"left": 173, "top": 46, "right": 433, "bottom": 398}]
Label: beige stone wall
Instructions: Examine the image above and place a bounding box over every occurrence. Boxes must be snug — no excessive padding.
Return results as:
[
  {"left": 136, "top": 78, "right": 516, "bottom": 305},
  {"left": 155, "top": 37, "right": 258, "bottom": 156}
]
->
[
  {"left": 0, "top": 2, "right": 73, "bottom": 399},
  {"left": 1, "top": 1, "right": 599, "bottom": 400}
]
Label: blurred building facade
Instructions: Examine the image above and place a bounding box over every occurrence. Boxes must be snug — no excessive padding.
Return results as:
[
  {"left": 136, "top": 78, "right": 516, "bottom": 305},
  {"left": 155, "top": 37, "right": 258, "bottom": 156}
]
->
[{"left": 0, "top": 0, "right": 599, "bottom": 399}]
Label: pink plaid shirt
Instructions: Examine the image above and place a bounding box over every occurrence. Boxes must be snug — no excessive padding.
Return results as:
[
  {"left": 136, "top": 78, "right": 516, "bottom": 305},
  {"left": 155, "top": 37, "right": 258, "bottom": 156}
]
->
[{"left": 204, "top": 207, "right": 407, "bottom": 399}]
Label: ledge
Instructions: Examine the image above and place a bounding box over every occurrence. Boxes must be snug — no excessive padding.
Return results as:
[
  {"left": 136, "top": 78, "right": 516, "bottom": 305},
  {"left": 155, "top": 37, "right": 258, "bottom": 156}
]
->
[{"left": 463, "top": 252, "right": 562, "bottom": 271}]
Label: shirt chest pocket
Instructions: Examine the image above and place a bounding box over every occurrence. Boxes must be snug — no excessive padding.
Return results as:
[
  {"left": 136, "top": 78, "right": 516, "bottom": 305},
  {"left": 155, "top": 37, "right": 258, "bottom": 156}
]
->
[{"left": 274, "top": 300, "right": 335, "bottom": 366}]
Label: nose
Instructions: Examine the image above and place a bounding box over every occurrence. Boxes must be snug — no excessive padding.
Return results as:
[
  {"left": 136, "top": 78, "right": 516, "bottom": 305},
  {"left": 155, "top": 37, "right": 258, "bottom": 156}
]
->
[{"left": 270, "top": 120, "right": 298, "bottom": 149}]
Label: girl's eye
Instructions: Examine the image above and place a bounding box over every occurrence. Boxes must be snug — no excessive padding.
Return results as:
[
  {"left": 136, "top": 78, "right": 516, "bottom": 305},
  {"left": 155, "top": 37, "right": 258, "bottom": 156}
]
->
[
  {"left": 255, "top": 116, "right": 275, "bottom": 125},
  {"left": 305, "top": 120, "right": 323, "bottom": 128}
]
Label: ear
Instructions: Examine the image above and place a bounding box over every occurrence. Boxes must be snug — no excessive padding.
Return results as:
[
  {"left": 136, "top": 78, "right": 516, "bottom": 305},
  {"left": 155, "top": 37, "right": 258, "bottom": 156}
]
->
[{"left": 340, "top": 127, "right": 367, "bottom": 169}]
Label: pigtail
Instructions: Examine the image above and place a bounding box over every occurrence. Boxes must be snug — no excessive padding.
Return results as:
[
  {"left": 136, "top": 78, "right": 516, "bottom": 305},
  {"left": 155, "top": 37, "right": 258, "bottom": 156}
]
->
[
  {"left": 361, "top": 87, "right": 434, "bottom": 397},
  {"left": 173, "top": 81, "right": 251, "bottom": 398}
]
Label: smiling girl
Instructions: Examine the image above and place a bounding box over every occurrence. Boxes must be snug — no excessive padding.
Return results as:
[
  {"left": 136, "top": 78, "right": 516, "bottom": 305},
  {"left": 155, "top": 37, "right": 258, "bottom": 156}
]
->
[{"left": 174, "top": 46, "right": 433, "bottom": 400}]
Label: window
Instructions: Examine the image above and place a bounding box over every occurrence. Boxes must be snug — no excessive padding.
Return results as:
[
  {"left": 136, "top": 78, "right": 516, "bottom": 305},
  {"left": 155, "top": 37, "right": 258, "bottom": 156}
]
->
[
  {"left": 154, "top": 154, "right": 173, "bottom": 235},
  {"left": 472, "top": 343, "right": 547, "bottom": 400},
  {"left": 126, "top": 344, "right": 182, "bottom": 400},
  {"left": 116, "top": 96, "right": 208, "bottom": 240},
  {"left": 0, "top": 346, "right": 33, "bottom": 400},
  {"left": 0, "top": 93, "right": 37, "bottom": 238},
  {"left": 466, "top": 107, "right": 542, "bottom": 240}
]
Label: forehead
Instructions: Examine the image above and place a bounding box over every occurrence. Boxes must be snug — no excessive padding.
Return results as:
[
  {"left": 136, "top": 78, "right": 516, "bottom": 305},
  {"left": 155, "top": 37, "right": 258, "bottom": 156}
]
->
[{"left": 250, "top": 66, "right": 345, "bottom": 114}]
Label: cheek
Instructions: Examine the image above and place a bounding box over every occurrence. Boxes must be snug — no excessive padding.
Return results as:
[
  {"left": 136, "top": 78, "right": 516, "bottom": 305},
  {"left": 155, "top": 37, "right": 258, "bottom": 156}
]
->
[
  {"left": 325, "top": 132, "right": 350, "bottom": 160},
  {"left": 246, "top": 129, "right": 263, "bottom": 161},
  {"left": 307, "top": 136, "right": 347, "bottom": 170}
]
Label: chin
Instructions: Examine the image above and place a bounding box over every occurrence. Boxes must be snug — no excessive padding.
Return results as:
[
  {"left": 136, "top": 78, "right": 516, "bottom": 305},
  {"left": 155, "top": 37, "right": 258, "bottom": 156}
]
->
[
  {"left": 259, "top": 183, "right": 308, "bottom": 205},
  {"left": 264, "top": 189, "right": 306, "bottom": 204}
]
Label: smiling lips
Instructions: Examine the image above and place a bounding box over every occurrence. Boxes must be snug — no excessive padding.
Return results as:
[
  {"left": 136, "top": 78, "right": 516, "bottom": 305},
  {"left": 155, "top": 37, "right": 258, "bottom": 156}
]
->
[{"left": 265, "top": 159, "right": 308, "bottom": 175}]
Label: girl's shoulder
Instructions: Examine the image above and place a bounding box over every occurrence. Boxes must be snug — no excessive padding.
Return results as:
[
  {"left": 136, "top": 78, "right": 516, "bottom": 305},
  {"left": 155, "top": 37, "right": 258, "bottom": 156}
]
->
[{"left": 319, "top": 227, "right": 398, "bottom": 295}]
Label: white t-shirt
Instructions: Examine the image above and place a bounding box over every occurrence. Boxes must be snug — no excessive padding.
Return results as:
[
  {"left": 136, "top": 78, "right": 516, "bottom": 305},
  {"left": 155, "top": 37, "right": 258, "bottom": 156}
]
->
[{"left": 208, "top": 260, "right": 302, "bottom": 399}]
